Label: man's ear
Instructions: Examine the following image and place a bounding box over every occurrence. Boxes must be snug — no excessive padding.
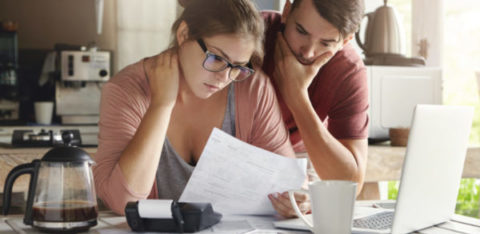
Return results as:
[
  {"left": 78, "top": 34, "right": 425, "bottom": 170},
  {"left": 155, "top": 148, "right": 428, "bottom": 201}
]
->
[
  {"left": 281, "top": 0, "right": 292, "bottom": 23},
  {"left": 176, "top": 21, "right": 189, "bottom": 45}
]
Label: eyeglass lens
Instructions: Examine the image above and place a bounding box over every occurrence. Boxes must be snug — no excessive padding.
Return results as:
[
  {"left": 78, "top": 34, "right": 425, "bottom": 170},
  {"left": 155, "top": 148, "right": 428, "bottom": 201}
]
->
[{"left": 203, "top": 54, "right": 252, "bottom": 81}]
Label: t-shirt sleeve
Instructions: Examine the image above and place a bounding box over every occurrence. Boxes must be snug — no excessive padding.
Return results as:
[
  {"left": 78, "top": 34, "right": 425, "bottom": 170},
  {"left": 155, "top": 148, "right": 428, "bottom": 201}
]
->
[
  {"left": 93, "top": 81, "right": 156, "bottom": 215},
  {"left": 327, "top": 66, "right": 369, "bottom": 139}
]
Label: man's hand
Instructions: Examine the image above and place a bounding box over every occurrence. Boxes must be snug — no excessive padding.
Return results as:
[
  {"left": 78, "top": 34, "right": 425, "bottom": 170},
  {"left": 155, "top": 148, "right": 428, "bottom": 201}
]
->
[
  {"left": 269, "top": 191, "right": 310, "bottom": 218},
  {"left": 273, "top": 32, "right": 332, "bottom": 101},
  {"left": 146, "top": 49, "right": 180, "bottom": 108}
]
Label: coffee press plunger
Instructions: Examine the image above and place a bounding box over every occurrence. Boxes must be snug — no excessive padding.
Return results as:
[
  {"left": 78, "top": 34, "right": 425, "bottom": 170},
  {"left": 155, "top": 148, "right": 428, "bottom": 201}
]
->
[{"left": 2, "top": 131, "right": 98, "bottom": 232}]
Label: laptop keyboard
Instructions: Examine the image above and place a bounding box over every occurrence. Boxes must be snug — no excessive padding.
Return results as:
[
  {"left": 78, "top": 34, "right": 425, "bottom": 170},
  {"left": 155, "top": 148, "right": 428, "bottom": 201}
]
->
[{"left": 353, "top": 211, "right": 394, "bottom": 230}]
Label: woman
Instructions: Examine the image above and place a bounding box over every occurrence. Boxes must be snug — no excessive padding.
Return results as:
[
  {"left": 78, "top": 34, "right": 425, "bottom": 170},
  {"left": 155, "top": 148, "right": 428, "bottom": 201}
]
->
[{"left": 93, "top": 0, "right": 304, "bottom": 216}]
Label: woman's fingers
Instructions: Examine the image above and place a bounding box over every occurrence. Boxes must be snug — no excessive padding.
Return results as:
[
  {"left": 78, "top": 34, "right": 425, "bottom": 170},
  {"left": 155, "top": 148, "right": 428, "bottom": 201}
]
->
[
  {"left": 269, "top": 193, "right": 296, "bottom": 217},
  {"left": 269, "top": 192, "right": 311, "bottom": 218}
]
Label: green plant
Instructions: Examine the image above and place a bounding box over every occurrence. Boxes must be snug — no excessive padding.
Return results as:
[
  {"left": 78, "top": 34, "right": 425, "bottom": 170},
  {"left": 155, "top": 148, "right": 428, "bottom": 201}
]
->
[
  {"left": 387, "top": 181, "right": 399, "bottom": 200},
  {"left": 455, "top": 178, "right": 480, "bottom": 218},
  {"left": 387, "top": 179, "right": 480, "bottom": 218}
]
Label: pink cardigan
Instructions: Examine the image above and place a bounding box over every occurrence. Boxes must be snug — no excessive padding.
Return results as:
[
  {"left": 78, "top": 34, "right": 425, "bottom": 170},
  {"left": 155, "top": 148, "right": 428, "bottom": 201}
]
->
[{"left": 93, "top": 59, "right": 295, "bottom": 214}]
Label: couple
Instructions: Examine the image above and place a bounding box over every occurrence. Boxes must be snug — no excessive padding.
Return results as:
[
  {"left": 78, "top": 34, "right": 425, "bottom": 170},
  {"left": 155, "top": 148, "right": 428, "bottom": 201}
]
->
[{"left": 93, "top": 0, "right": 369, "bottom": 218}]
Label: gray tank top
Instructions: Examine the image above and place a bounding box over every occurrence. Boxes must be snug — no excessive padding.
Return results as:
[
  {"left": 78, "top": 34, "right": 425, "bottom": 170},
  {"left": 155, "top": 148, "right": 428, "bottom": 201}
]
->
[{"left": 155, "top": 84, "right": 235, "bottom": 200}]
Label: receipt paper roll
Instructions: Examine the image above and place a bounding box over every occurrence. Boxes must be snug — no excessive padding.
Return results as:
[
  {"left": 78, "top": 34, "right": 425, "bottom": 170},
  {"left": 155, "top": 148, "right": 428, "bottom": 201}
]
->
[{"left": 137, "top": 199, "right": 173, "bottom": 218}]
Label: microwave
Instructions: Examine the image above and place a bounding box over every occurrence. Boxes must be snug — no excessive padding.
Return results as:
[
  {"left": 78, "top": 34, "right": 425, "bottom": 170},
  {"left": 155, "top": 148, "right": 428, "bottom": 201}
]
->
[{"left": 367, "top": 65, "right": 443, "bottom": 140}]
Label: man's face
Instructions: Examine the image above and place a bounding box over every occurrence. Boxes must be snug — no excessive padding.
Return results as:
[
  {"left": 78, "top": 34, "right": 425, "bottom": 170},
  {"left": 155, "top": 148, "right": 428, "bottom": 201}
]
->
[{"left": 282, "top": 0, "right": 348, "bottom": 65}]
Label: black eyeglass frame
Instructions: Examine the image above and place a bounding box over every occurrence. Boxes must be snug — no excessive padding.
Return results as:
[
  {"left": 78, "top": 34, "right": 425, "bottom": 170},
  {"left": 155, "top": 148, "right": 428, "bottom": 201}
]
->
[{"left": 197, "top": 39, "right": 255, "bottom": 82}]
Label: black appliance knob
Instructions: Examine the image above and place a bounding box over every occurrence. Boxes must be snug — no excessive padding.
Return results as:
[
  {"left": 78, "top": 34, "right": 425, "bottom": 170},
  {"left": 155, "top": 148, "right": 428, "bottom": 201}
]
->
[
  {"left": 62, "top": 131, "right": 74, "bottom": 146},
  {"left": 99, "top": 69, "right": 108, "bottom": 77}
]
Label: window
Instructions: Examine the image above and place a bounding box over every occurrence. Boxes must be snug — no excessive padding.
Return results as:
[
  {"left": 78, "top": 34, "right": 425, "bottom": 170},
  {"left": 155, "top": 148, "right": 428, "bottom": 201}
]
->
[
  {"left": 444, "top": 0, "right": 480, "bottom": 144},
  {"left": 444, "top": 0, "right": 480, "bottom": 218},
  {"left": 385, "top": 0, "right": 480, "bottom": 218}
]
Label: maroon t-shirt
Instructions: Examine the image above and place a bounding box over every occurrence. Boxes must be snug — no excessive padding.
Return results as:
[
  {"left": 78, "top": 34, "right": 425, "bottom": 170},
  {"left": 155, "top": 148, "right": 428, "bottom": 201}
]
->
[{"left": 261, "top": 11, "right": 369, "bottom": 152}]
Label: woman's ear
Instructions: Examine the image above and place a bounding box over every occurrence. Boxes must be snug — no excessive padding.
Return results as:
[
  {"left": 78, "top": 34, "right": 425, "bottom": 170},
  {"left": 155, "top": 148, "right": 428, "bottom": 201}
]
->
[
  {"left": 281, "top": 0, "right": 292, "bottom": 23},
  {"left": 176, "top": 21, "right": 189, "bottom": 45}
]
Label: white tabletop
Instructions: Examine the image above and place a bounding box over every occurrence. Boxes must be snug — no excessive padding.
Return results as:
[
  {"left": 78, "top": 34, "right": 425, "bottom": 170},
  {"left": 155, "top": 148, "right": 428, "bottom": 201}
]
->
[{"left": 1, "top": 210, "right": 480, "bottom": 234}]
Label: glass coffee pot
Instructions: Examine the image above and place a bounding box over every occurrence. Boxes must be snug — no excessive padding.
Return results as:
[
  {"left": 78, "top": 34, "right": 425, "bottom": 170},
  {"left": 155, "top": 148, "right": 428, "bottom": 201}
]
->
[{"left": 2, "top": 132, "right": 98, "bottom": 232}]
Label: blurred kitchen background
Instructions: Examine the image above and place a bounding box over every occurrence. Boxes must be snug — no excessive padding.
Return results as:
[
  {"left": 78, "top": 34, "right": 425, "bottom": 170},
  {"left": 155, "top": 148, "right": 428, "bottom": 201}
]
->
[{"left": 0, "top": 0, "right": 479, "bottom": 217}]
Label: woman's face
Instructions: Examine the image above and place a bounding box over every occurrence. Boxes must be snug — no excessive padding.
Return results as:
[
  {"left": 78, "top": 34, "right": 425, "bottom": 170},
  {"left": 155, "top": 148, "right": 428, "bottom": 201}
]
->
[{"left": 178, "top": 33, "right": 255, "bottom": 99}]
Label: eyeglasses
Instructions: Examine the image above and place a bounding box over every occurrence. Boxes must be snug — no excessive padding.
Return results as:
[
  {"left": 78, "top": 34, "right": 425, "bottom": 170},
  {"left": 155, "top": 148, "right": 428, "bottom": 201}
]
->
[{"left": 197, "top": 39, "right": 255, "bottom": 82}]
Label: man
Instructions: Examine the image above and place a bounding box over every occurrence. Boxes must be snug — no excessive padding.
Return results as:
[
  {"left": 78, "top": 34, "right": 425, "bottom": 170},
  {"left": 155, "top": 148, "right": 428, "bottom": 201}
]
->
[{"left": 263, "top": 0, "right": 369, "bottom": 216}]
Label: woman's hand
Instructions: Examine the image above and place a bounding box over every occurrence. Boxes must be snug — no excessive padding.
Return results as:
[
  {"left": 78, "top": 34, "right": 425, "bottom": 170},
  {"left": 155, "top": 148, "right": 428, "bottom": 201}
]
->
[
  {"left": 268, "top": 191, "right": 310, "bottom": 218},
  {"left": 146, "top": 48, "right": 180, "bottom": 108}
]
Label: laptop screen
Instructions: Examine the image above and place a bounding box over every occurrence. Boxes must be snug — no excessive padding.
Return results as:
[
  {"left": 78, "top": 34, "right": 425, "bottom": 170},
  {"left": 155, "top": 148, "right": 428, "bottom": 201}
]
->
[{"left": 392, "top": 104, "right": 473, "bottom": 233}]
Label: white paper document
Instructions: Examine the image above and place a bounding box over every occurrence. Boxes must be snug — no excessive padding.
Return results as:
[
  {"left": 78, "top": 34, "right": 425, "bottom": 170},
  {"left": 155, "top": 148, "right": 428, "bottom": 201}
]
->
[{"left": 179, "top": 128, "right": 307, "bottom": 215}]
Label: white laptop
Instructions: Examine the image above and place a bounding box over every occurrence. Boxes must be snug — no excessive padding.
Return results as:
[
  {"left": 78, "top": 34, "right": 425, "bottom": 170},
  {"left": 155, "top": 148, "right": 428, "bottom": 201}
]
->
[{"left": 274, "top": 104, "right": 474, "bottom": 234}]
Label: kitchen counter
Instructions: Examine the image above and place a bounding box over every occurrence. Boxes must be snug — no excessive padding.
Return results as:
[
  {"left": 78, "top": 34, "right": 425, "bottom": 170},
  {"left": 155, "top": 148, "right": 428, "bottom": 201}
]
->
[
  {"left": 365, "top": 144, "right": 480, "bottom": 181},
  {"left": 300, "top": 144, "right": 480, "bottom": 200},
  {"left": 1, "top": 145, "right": 479, "bottom": 197}
]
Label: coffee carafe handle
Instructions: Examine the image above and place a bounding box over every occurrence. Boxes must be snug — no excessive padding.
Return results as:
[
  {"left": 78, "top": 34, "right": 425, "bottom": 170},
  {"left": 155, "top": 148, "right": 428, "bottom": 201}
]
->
[
  {"left": 355, "top": 12, "right": 374, "bottom": 54},
  {"left": 2, "top": 160, "right": 41, "bottom": 225}
]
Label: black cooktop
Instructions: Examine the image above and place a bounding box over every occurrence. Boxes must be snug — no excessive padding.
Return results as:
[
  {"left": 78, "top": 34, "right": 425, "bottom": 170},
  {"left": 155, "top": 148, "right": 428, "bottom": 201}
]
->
[{"left": 11, "top": 129, "right": 82, "bottom": 147}]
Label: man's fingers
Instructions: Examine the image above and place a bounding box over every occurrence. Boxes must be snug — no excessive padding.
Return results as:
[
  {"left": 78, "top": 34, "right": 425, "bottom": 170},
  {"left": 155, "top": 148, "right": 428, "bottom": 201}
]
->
[
  {"left": 276, "top": 32, "right": 296, "bottom": 59},
  {"left": 312, "top": 51, "right": 333, "bottom": 70}
]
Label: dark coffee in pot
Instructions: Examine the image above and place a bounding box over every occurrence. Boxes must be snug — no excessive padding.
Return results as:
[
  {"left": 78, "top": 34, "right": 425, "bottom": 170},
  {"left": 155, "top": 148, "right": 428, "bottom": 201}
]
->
[{"left": 32, "top": 200, "right": 98, "bottom": 222}]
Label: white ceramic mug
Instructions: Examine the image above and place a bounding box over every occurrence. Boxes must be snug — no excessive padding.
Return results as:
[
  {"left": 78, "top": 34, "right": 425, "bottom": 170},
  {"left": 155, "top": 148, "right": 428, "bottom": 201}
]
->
[
  {"left": 34, "top": 101, "right": 54, "bottom": 125},
  {"left": 288, "top": 180, "right": 357, "bottom": 234}
]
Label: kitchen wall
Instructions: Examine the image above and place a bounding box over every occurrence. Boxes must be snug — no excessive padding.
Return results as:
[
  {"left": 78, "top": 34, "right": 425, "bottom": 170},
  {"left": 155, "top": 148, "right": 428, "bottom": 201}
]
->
[
  {"left": 115, "top": 0, "right": 178, "bottom": 71},
  {"left": 0, "top": 0, "right": 118, "bottom": 124},
  {"left": 0, "top": 0, "right": 382, "bottom": 68},
  {"left": 0, "top": 0, "right": 179, "bottom": 73},
  {"left": 0, "top": 0, "right": 116, "bottom": 52},
  {"left": 253, "top": 0, "right": 286, "bottom": 11},
  {"left": 4, "top": 0, "right": 439, "bottom": 70}
]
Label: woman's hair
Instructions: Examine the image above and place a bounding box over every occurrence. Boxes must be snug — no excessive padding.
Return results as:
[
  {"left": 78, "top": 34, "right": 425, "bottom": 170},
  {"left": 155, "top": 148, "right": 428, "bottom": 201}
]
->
[{"left": 171, "top": 0, "right": 264, "bottom": 67}]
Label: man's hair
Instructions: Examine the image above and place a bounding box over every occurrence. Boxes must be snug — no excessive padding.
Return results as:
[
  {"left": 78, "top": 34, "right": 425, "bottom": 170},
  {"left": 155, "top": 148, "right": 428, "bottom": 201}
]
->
[
  {"left": 171, "top": 0, "right": 264, "bottom": 67},
  {"left": 291, "top": 0, "right": 365, "bottom": 38}
]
